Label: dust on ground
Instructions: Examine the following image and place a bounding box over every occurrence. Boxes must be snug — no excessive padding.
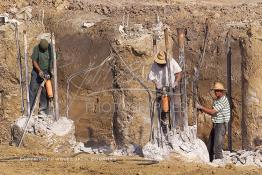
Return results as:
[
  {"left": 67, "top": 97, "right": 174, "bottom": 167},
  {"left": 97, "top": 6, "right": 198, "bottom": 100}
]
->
[{"left": 0, "top": 145, "right": 261, "bottom": 175}]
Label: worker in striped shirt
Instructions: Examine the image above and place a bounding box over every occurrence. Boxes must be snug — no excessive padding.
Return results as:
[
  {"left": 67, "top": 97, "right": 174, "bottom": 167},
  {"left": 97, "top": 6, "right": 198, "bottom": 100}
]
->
[{"left": 196, "top": 82, "right": 231, "bottom": 162}]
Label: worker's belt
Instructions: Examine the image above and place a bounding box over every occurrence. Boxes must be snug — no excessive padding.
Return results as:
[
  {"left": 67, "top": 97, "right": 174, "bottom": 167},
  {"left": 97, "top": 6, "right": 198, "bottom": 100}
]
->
[{"left": 213, "top": 122, "right": 228, "bottom": 131}]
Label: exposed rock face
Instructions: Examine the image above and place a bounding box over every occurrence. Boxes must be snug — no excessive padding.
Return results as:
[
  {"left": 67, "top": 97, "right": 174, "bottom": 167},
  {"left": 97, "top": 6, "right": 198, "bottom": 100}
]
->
[
  {"left": 111, "top": 32, "right": 154, "bottom": 147},
  {"left": 56, "top": 33, "right": 114, "bottom": 147},
  {"left": 240, "top": 26, "right": 262, "bottom": 149}
]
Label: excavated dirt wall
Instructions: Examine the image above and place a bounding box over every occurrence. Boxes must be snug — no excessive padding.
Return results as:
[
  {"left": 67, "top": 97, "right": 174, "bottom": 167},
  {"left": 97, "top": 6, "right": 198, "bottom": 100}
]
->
[
  {"left": 0, "top": 20, "right": 44, "bottom": 144},
  {"left": 1, "top": 1, "right": 262, "bottom": 151},
  {"left": 56, "top": 33, "right": 113, "bottom": 146},
  {"left": 240, "top": 26, "right": 262, "bottom": 149}
]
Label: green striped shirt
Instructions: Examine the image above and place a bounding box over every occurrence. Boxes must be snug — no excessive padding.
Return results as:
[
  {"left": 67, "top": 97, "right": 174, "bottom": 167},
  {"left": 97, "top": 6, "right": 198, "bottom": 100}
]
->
[{"left": 212, "top": 95, "right": 231, "bottom": 123}]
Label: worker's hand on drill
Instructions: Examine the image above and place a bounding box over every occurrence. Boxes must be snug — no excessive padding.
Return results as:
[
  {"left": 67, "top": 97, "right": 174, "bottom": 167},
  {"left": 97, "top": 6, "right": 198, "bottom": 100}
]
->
[
  {"left": 44, "top": 73, "right": 51, "bottom": 80},
  {"left": 39, "top": 70, "right": 45, "bottom": 79},
  {"left": 195, "top": 102, "right": 203, "bottom": 110},
  {"left": 39, "top": 71, "right": 51, "bottom": 80}
]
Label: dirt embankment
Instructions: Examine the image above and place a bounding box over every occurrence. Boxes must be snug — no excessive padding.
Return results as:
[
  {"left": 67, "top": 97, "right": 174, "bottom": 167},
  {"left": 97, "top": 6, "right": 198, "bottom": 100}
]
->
[
  {"left": 1, "top": 0, "right": 262, "bottom": 149},
  {"left": 70, "top": 1, "right": 262, "bottom": 149}
]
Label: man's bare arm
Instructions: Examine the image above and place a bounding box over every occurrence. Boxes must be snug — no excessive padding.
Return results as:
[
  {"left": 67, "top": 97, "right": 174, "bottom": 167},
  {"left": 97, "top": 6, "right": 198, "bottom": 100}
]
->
[
  {"left": 200, "top": 106, "right": 217, "bottom": 116},
  {"left": 32, "top": 60, "right": 42, "bottom": 74},
  {"left": 175, "top": 72, "right": 182, "bottom": 83}
]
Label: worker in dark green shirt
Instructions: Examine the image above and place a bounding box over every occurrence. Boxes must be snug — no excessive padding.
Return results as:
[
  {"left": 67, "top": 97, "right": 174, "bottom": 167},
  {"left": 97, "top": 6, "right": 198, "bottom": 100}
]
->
[{"left": 29, "top": 39, "right": 53, "bottom": 115}]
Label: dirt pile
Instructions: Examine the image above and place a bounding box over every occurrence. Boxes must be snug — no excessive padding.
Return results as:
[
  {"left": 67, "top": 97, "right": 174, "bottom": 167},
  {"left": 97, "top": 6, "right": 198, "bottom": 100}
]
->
[
  {"left": 143, "top": 126, "right": 209, "bottom": 162},
  {"left": 222, "top": 149, "right": 262, "bottom": 167}
]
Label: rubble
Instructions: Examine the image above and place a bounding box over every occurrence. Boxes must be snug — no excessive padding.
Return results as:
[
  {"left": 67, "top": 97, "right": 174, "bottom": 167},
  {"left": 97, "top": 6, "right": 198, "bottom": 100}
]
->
[
  {"left": 74, "top": 142, "right": 113, "bottom": 154},
  {"left": 210, "top": 149, "right": 262, "bottom": 167},
  {"left": 0, "top": 5, "right": 34, "bottom": 27},
  {"left": 142, "top": 142, "right": 169, "bottom": 160},
  {"left": 142, "top": 126, "right": 262, "bottom": 167},
  {"left": 74, "top": 142, "right": 144, "bottom": 156},
  {"left": 10, "top": 114, "right": 262, "bottom": 166},
  {"left": 0, "top": 12, "right": 21, "bottom": 26},
  {"left": 48, "top": 117, "right": 74, "bottom": 136},
  {"left": 143, "top": 126, "right": 210, "bottom": 162},
  {"left": 15, "top": 6, "right": 32, "bottom": 20},
  {"left": 82, "top": 22, "right": 95, "bottom": 28},
  {"left": 10, "top": 115, "right": 76, "bottom": 152},
  {"left": 112, "top": 144, "right": 143, "bottom": 156}
]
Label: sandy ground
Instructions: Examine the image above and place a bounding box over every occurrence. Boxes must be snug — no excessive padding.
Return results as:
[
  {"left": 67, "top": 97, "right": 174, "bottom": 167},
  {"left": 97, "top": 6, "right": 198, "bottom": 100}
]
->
[
  {"left": 0, "top": 145, "right": 261, "bottom": 175},
  {"left": 74, "top": 0, "right": 262, "bottom": 6}
]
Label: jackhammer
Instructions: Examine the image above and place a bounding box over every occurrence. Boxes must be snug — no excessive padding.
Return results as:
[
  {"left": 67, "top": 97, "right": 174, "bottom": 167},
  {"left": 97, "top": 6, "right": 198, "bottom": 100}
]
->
[
  {"left": 44, "top": 73, "right": 55, "bottom": 116},
  {"left": 18, "top": 74, "right": 54, "bottom": 147},
  {"left": 155, "top": 86, "right": 173, "bottom": 145}
]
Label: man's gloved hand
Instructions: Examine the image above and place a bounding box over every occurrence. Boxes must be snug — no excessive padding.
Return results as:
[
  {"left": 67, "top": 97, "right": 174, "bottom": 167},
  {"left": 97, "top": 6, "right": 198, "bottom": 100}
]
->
[
  {"left": 172, "top": 81, "right": 178, "bottom": 88},
  {"left": 39, "top": 70, "right": 45, "bottom": 79},
  {"left": 44, "top": 73, "right": 51, "bottom": 80},
  {"left": 195, "top": 102, "right": 203, "bottom": 110}
]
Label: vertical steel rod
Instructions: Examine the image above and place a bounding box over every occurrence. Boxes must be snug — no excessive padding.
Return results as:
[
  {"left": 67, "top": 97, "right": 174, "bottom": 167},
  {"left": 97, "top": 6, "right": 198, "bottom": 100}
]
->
[
  {"left": 41, "top": 9, "right": 44, "bottom": 25},
  {"left": 23, "top": 31, "right": 30, "bottom": 116},
  {"left": 51, "top": 32, "right": 59, "bottom": 121},
  {"left": 126, "top": 13, "right": 129, "bottom": 29},
  {"left": 177, "top": 28, "right": 188, "bottom": 129},
  {"left": 150, "top": 35, "right": 158, "bottom": 142},
  {"left": 153, "top": 35, "right": 157, "bottom": 56},
  {"left": 164, "top": 28, "right": 175, "bottom": 129},
  {"left": 15, "top": 23, "right": 25, "bottom": 114},
  {"left": 192, "top": 19, "right": 209, "bottom": 135},
  {"left": 226, "top": 31, "right": 233, "bottom": 151}
]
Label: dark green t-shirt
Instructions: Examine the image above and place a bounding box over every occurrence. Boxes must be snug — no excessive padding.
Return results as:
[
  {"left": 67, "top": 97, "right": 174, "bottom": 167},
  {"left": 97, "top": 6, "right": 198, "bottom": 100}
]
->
[{"left": 31, "top": 44, "right": 53, "bottom": 71}]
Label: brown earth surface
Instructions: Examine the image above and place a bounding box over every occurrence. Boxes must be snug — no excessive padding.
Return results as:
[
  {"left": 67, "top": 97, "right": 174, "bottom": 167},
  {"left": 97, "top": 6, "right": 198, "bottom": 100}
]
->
[{"left": 0, "top": 145, "right": 261, "bottom": 175}]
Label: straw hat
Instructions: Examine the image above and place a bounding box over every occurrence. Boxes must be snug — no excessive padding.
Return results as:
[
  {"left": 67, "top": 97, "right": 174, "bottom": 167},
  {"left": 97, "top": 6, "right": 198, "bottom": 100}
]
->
[
  {"left": 154, "top": 51, "right": 167, "bottom": 64},
  {"left": 211, "top": 82, "right": 227, "bottom": 91}
]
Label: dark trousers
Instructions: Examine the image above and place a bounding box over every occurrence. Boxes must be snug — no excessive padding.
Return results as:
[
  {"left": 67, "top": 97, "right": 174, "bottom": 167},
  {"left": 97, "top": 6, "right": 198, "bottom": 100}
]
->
[
  {"left": 29, "top": 69, "right": 49, "bottom": 114},
  {"left": 207, "top": 123, "right": 227, "bottom": 161}
]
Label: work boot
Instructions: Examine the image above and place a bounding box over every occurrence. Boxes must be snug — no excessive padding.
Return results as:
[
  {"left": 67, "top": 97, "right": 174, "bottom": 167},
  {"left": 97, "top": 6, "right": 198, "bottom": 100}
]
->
[{"left": 38, "top": 110, "right": 48, "bottom": 117}]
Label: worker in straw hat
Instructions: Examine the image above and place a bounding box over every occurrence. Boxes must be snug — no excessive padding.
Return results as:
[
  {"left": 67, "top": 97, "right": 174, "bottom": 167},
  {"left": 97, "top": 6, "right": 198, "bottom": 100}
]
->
[
  {"left": 196, "top": 82, "right": 231, "bottom": 162},
  {"left": 148, "top": 51, "right": 182, "bottom": 134},
  {"left": 148, "top": 51, "right": 182, "bottom": 91}
]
